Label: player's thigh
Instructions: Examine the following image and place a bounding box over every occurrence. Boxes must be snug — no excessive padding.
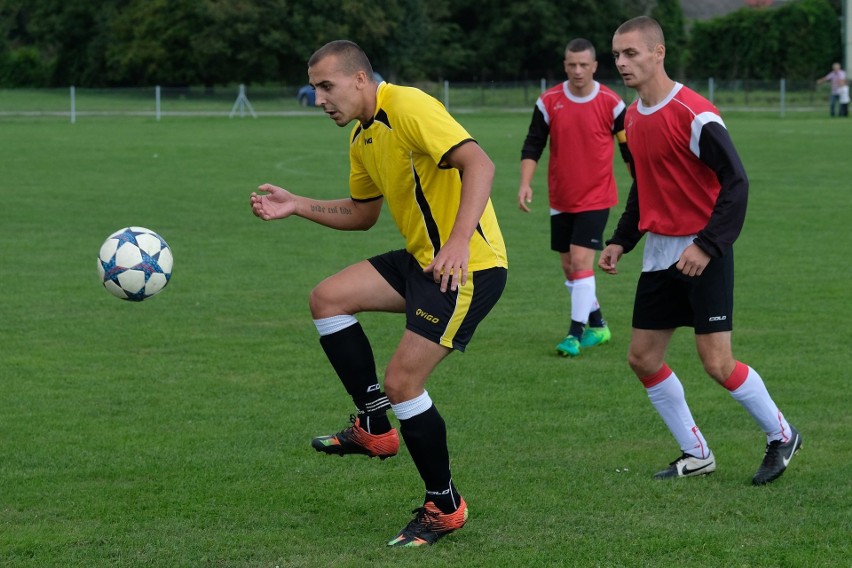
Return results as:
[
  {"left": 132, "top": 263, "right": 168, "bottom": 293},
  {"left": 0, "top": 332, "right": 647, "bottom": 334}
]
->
[
  {"left": 567, "top": 244, "right": 598, "bottom": 272},
  {"left": 309, "top": 260, "right": 405, "bottom": 317}
]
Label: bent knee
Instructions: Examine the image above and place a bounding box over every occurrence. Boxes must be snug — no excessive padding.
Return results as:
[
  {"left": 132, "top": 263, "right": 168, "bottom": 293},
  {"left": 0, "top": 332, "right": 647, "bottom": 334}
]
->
[
  {"left": 309, "top": 281, "right": 344, "bottom": 319},
  {"left": 308, "top": 285, "right": 323, "bottom": 318},
  {"left": 627, "top": 350, "right": 663, "bottom": 380},
  {"left": 701, "top": 358, "right": 736, "bottom": 383}
]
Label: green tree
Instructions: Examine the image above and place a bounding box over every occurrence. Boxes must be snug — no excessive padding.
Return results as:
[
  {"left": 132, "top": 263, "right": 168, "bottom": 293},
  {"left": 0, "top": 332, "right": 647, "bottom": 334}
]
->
[
  {"left": 688, "top": 0, "right": 839, "bottom": 80},
  {"left": 451, "top": 0, "right": 629, "bottom": 82},
  {"left": 383, "top": 0, "right": 468, "bottom": 81},
  {"left": 651, "top": 0, "right": 686, "bottom": 79},
  {"left": 104, "top": 0, "right": 205, "bottom": 85}
]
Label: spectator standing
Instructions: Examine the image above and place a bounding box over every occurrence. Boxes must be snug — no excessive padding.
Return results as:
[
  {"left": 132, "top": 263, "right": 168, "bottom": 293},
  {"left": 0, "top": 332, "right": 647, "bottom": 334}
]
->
[{"left": 816, "top": 62, "right": 847, "bottom": 117}]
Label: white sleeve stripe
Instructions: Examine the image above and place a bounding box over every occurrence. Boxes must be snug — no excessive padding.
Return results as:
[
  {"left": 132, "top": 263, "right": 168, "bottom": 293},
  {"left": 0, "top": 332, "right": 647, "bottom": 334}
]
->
[
  {"left": 536, "top": 97, "right": 550, "bottom": 125},
  {"left": 690, "top": 111, "right": 726, "bottom": 157},
  {"left": 612, "top": 99, "right": 626, "bottom": 120}
]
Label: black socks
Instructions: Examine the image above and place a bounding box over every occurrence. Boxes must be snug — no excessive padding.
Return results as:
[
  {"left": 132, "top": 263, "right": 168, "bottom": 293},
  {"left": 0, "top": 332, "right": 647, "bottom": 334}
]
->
[{"left": 319, "top": 323, "right": 391, "bottom": 434}]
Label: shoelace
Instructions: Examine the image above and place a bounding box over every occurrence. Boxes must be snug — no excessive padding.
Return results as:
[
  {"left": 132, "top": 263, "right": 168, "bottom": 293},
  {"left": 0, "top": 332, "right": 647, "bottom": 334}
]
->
[
  {"left": 763, "top": 440, "right": 782, "bottom": 457},
  {"left": 670, "top": 453, "right": 691, "bottom": 466},
  {"left": 406, "top": 507, "right": 440, "bottom": 530},
  {"left": 329, "top": 414, "right": 359, "bottom": 439}
]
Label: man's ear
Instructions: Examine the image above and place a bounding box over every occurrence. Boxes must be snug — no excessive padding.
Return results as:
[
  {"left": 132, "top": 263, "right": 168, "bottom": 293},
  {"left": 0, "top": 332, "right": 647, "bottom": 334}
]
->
[{"left": 354, "top": 69, "right": 369, "bottom": 89}]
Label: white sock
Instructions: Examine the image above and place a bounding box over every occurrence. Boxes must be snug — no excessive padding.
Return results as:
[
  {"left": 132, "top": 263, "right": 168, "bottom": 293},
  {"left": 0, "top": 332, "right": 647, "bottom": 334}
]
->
[
  {"left": 391, "top": 391, "right": 432, "bottom": 420},
  {"left": 313, "top": 315, "right": 357, "bottom": 336},
  {"left": 725, "top": 362, "right": 791, "bottom": 443},
  {"left": 644, "top": 365, "right": 711, "bottom": 458},
  {"left": 570, "top": 273, "right": 596, "bottom": 325}
]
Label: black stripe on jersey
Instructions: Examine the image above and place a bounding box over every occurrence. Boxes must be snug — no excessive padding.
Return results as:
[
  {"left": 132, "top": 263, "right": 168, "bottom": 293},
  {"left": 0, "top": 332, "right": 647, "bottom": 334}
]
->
[
  {"left": 352, "top": 110, "right": 391, "bottom": 144},
  {"left": 352, "top": 195, "right": 383, "bottom": 203},
  {"left": 475, "top": 224, "right": 486, "bottom": 242},
  {"left": 412, "top": 167, "right": 442, "bottom": 255},
  {"left": 438, "top": 138, "right": 477, "bottom": 169},
  {"left": 374, "top": 109, "right": 391, "bottom": 129}
]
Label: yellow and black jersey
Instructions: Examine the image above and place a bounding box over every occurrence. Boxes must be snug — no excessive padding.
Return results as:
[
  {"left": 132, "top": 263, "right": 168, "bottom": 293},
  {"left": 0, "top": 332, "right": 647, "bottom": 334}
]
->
[{"left": 349, "top": 82, "right": 508, "bottom": 272}]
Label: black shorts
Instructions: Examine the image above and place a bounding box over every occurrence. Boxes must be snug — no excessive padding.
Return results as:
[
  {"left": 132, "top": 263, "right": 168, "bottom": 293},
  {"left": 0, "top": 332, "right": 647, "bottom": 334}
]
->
[
  {"left": 368, "top": 249, "right": 507, "bottom": 352},
  {"left": 550, "top": 209, "right": 609, "bottom": 253},
  {"left": 632, "top": 251, "right": 734, "bottom": 334}
]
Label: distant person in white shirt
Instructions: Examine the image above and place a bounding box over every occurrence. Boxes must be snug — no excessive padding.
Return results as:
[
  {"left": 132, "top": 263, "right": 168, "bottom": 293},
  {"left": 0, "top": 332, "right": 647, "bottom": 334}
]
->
[
  {"left": 816, "top": 62, "right": 847, "bottom": 117},
  {"left": 838, "top": 79, "right": 849, "bottom": 117}
]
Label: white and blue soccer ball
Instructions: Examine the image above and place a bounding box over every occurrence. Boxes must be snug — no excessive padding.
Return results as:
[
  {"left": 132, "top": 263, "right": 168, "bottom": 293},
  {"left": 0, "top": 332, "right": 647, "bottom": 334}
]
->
[{"left": 97, "top": 226, "right": 173, "bottom": 301}]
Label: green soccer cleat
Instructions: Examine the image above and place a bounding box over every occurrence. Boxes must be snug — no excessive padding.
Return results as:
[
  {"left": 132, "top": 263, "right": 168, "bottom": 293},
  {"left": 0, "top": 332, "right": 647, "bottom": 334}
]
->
[
  {"left": 556, "top": 335, "right": 581, "bottom": 357},
  {"left": 580, "top": 325, "right": 612, "bottom": 348}
]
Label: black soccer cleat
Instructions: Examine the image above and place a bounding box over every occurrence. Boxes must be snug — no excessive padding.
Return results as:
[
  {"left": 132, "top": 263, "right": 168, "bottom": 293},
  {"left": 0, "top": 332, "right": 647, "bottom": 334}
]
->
[{"left": 752, "top": 425, "right": 802, "bottom": 485}]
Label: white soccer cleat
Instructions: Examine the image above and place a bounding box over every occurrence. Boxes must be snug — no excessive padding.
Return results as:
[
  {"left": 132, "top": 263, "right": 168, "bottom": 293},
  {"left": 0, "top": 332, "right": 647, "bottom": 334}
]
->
[{"left": 654, "top": 451, "right": 716, "bottom": 479}]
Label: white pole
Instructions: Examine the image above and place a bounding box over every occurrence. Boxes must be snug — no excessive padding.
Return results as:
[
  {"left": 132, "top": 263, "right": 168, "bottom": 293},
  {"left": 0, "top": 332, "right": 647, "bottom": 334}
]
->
[
  {"left": 229, "top": 84, "right": 257, "bottom": 118},
  {"left": 780, "top": 78, "right": 786, "bottom": 118},
  {"left": 70, "top": 86, "right": 76, "bottom": 124},
  {"left": 156, "top": 85, "right": 161, "bottom": 121},
  {"left": 443, "top": 80, "right": 450, "bottom": 110},
  {"left": 540, "top": 77, "right": 546, "bottom": 93},
  {"left": 843, "top": 0, "right": 850, "bottom": 72},
  {"left": 708, "top": 77, "right": 714, "bottom": 104}
]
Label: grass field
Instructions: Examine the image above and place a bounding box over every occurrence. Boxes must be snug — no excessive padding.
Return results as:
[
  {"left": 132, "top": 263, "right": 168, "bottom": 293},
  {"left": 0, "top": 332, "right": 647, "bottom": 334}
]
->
[{"left": 0, "top": 108, "right": 849, "bottom": 567}]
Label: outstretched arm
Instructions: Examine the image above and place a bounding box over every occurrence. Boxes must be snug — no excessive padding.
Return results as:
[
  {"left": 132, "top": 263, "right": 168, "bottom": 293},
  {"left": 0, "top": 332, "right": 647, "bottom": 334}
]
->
[{"left": 250, "top": 183, "right": 382, "bottom": 231}]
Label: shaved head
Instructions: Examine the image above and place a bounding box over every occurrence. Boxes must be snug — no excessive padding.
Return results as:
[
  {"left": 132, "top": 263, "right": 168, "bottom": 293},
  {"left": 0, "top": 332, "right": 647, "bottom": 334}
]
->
[
  {"left": 614, "top": 16, "right": 665, "bottom": 50},
  {"left": 308, "top": 40, "right": 375, "bottom": 77}
]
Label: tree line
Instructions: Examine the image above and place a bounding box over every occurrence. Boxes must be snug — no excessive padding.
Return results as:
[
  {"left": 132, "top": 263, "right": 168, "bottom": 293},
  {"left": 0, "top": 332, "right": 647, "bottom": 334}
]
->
[{"left": 0, "top": 0, "right": 841, "bottom": 88}]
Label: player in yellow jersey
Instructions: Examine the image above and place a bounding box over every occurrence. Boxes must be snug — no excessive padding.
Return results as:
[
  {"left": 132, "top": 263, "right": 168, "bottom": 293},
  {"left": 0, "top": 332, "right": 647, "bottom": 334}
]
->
[{"left": 250, "top": 40, "right": 507, "bottom": 547}]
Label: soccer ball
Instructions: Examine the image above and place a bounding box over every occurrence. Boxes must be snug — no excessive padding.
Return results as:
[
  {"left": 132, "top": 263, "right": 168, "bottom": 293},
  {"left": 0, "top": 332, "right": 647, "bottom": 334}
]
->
[{"left": 97, "top": 226, "right": 173, "bottom": 301}]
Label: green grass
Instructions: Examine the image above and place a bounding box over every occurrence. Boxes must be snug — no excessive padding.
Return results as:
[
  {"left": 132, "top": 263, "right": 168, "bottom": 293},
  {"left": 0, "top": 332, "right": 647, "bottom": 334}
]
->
[{"left": 0, "top": 110, "right": 849, "bottom": 567}]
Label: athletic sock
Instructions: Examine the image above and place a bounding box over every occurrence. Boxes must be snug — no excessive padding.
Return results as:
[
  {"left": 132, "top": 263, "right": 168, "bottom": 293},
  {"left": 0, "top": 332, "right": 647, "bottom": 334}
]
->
[
  {"left": 392, "top": 392, "right": 458, "bottom": 513},
  {"left": 315, "top": 316, "right": 391, "bottom": 434},
  {"left": 588, "top": 308, "right": 605, "bottom": 328},
  {"left": 568, "top": 320, "right": 585, "bottom": 339},
  {"left": 426, "top": 480, "right": 462, "bottom": 514},
  {"left": 642, "top": 364, "right": 711, "bottom": 458},
  {"left": 569, "top": 270, "right": 596, "bottom": 327},
  {"left": 723, "top": 361, "right": 791, "bottom": 443}
]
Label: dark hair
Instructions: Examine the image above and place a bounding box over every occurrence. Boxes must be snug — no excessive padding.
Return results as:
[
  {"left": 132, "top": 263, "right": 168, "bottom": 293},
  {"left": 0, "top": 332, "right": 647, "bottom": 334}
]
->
[
  {"left": 566, "top": 38, "right": 596, "bottom": 58},
  {"left": 614, "top": 16, "right": 665, "bottom": 48},
  {"left": 308, "top": 40, "right": 375, "bottom": 77}
]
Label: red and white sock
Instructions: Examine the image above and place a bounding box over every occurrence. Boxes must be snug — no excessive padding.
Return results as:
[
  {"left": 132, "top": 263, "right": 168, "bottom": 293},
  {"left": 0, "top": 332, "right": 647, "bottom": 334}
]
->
[
  {"left": 642, "top": 364, "right": 711, "bottom": 459},
  {"left": 568, "top": 270, "right": 596, "bottom": 325},
  {"left": 723, "top": 361, "right": 791, "bottom": 443}
]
